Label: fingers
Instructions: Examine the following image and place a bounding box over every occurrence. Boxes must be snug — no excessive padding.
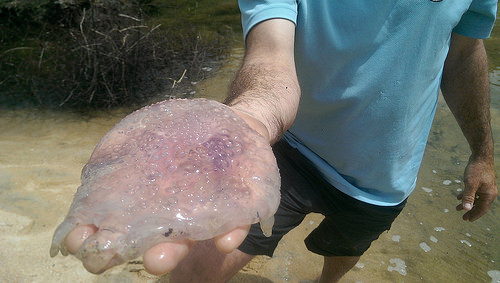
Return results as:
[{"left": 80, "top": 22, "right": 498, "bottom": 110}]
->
[
  {"left": 214, "top": 225, "right": 250, "bottom": 254},
  {"left": 457, "top": 193, "right": 496, "bottom": 222},
  {"left": 66, "top": 224, "right": 193, "bottom": 275},
  {"left": 65, "top": 224, "right": 98, "bottom": 255},
  {"left": 142, "top": 226, "right": 250, "bottom": 276},
  {"left": 65, "top": 224, "right": 250, "bottom": 275},
  {"left": 457, "top": 158, "right": 498, "bottom": 222},
  {"left": 143, "top": 240, "right": 193, "bottom": 276},
  {"left": 456, "top": 185, "right": 497, "bottom": 222},
  {"left": 65, "top": 224, "right": 122, "bottom": 274}
]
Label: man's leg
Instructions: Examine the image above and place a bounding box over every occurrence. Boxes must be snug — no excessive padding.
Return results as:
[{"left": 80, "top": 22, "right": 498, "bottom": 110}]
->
[
  {"left": 319, "top": 256, "right": 360, "bottom": 283},
  {"left": 169, "top": 240, "right": 254, "bottom": 283}
]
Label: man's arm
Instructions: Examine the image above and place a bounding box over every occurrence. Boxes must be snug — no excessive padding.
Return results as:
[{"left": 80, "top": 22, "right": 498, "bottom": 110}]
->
[
  {"left": 144, "top": 19, "right": 300, "bottom": 276},
  {"left": 441, "top": 32, "right": 498, "bottom": 222},
  {"left": 225, "top": 18, "right": 300, "bottom": 144}
]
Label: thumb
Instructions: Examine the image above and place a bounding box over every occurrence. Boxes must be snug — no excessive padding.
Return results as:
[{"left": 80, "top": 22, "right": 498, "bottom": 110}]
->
[{"left": 458, "top": 183, "right": 477, "bottom": 211}]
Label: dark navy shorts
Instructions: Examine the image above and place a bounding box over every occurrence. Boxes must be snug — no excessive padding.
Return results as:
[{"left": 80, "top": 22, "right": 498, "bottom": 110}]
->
[{"left": 238, "top": 139, "right": 407, "bottom": 257}]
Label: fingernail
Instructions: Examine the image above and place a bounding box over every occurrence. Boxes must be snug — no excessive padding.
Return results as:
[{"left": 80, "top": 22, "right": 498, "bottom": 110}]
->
[{"left": 464, "top": 203, "right": 472, "bottom": 210}]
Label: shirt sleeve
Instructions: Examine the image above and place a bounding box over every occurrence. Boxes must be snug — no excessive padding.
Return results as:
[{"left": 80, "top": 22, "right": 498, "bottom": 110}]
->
[
  {"left": 239, "top": 0, "right": 298, "bottom": 40},
  {"left": 453, "top": 0, "right": 497, "bottom": 38}
]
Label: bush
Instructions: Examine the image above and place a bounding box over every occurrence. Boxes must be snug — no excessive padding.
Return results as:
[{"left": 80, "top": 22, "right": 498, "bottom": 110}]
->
[{"left": 0, "top": 0, "right": 234, "bottom": 109}]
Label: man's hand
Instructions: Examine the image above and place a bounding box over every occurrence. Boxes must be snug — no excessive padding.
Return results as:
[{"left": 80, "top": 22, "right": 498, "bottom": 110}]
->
[
  {"left": 141, "top": 225, "right": 251, "bottom": 275},
  {"left": 456, "top": 157, "right": 497, "bottom": 222},
  {"left": 63, "top": 224, "right": 250, "bottom": 275}
]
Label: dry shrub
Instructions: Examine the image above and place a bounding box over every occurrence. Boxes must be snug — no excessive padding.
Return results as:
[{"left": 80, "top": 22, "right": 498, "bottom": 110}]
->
[{"left": 0, "top": 0, "right": 232, "bottom": 109}]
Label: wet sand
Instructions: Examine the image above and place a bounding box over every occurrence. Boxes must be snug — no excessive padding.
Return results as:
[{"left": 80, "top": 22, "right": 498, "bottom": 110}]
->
[{"left": 0, "top": 47, "right": 499, "bottom": 282}]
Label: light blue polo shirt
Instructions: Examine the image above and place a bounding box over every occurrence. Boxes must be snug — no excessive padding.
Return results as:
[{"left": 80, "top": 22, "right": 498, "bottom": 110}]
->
[{"left": 239, "top": 0, "right": 497, "bottom": 206}]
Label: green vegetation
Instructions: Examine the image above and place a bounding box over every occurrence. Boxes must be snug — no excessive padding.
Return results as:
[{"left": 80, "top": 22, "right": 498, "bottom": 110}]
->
[{"left": 0, "top": 0, "right": 241, "bottom": 109}]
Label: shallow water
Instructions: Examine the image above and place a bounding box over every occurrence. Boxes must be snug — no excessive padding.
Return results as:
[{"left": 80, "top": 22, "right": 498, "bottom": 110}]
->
[{"left": 1, "top": 24, "right": 500, "bottom": 283}]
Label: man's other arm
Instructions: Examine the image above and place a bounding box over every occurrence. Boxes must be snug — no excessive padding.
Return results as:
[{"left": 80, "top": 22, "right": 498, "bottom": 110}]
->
[{"left": 441, "top": 33, "right": 498, "bottom": 222}]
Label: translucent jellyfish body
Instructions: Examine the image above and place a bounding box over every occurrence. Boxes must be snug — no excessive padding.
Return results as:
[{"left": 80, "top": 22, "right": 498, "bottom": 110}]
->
[{"left": 50, "top": 99, "right": 280, "bottom": 273}]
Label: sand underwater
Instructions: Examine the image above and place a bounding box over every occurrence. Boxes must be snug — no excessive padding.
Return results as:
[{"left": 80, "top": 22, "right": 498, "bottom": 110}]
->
[{"left": 1, "top": 45, "right": 500, "bottom": 282}]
